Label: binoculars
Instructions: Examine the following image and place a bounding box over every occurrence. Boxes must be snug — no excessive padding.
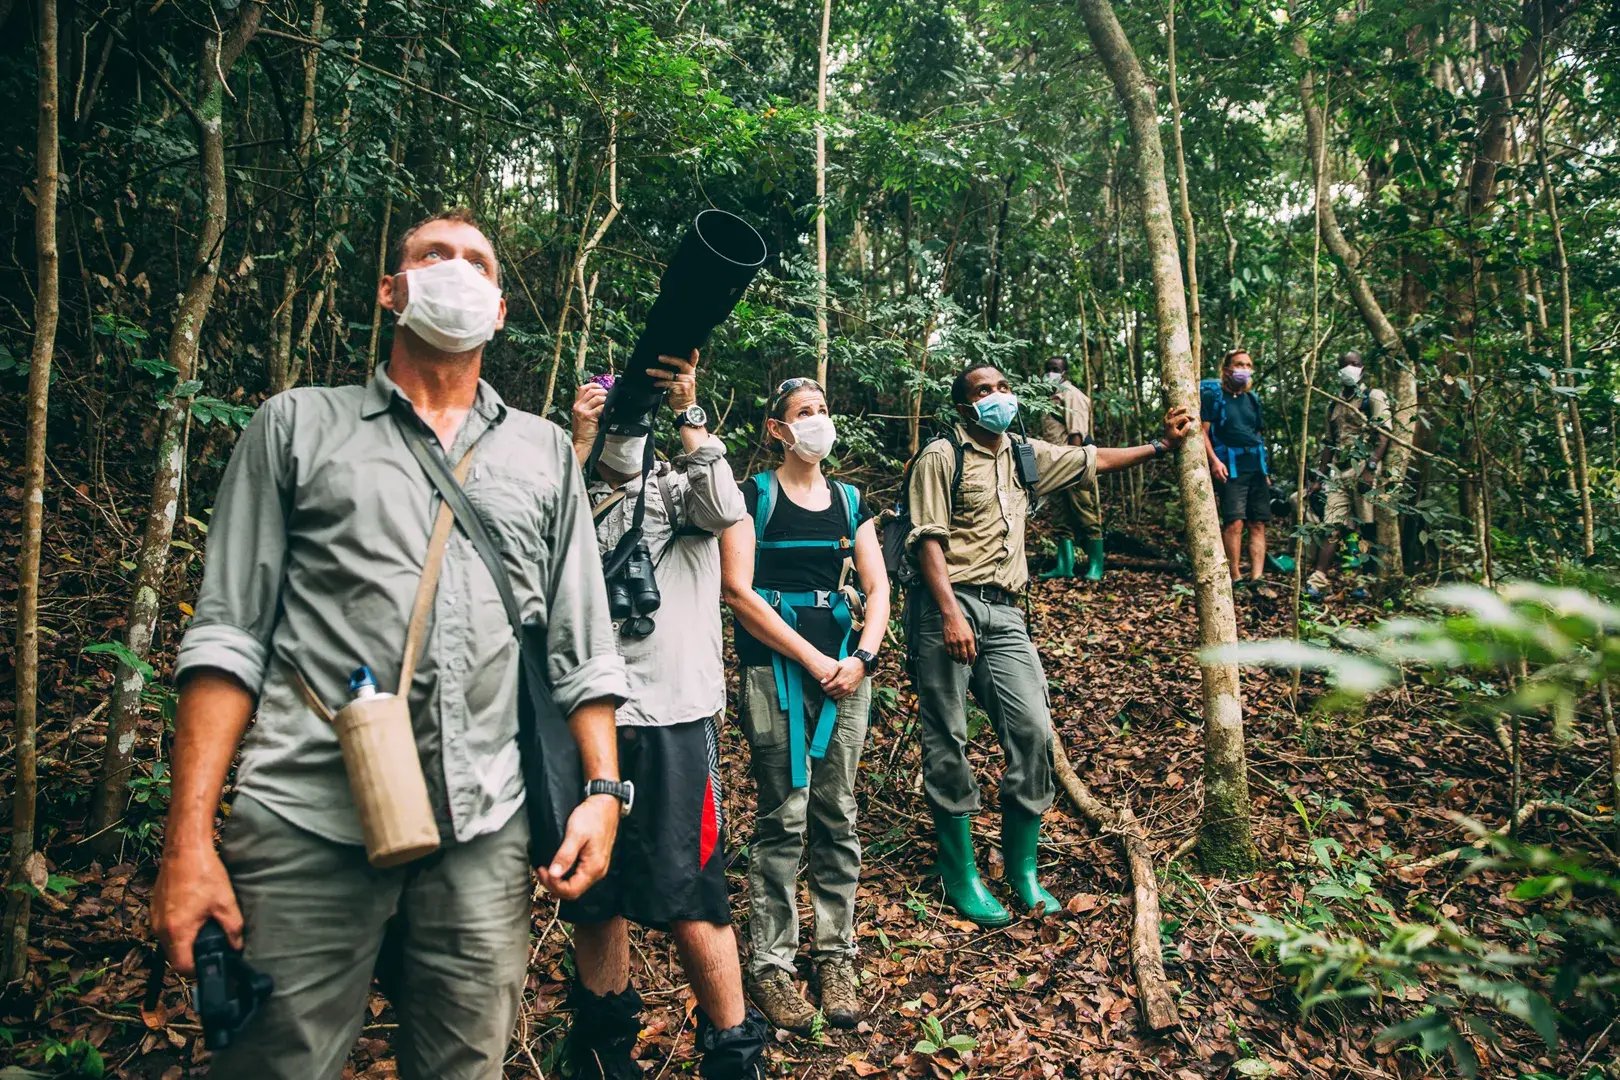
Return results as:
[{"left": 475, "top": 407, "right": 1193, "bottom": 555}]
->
[{"left": 608, "top": 540, "right": 661, "bottom": 639}]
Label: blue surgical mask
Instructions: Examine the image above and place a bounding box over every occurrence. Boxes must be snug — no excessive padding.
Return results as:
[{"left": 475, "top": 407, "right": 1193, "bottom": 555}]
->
[{"left": 972, "top": 392, "right": 1019, "bottom": 434}]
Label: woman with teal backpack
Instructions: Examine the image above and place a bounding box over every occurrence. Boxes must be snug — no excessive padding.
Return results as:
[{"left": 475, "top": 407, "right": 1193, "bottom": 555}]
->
[{"left": 719, "top": 377, "right": 891, "bottom": 1036}]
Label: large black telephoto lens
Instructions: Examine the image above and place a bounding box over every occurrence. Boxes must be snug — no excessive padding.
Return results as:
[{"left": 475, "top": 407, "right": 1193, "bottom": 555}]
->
[{"left": 599, "top": 210, "right": 768, "bottom": 439}]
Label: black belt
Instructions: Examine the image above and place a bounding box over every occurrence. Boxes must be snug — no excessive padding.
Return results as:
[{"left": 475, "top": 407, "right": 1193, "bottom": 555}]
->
[{"left": 954, "top": 583, "right": 1023, "bottom": 607}]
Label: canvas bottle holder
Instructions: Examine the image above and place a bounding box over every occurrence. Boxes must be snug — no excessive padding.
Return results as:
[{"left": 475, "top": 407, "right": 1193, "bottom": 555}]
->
[{"left": 295, "top": 447, "right": 475, "bottom": 869}]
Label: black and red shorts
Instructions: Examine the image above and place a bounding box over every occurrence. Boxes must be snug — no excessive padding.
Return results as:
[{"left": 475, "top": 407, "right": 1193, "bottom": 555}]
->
[{"left": 559, "top": 717, "right": 731, "bottom": 929}]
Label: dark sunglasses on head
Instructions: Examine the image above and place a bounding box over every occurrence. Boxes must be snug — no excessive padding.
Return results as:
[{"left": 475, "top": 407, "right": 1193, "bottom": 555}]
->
[{"left": 769, "top": 377, "right": 823, "bottom": 412}]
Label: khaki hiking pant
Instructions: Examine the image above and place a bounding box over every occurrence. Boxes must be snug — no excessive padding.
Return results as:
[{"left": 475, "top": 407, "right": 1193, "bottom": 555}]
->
[
  {"left": 738, "top": 666, "right": 870, "bottom": 979},
  {"left": 212, "top": 796, "right": 531, "bottom": 1079},
  {"left": 908, "top": 587, "right": 1055, "bottom": 818},
  {"left": 1053, "top": 473, "right": 1103, "bottom": 537}
]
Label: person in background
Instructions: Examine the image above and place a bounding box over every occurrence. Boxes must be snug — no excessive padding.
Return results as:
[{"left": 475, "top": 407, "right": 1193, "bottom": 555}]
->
[
  {"left": 1307, "top": 351, "right": 1392, "bottom": 600},
  {"left": 905, "top": 364, "right": 1195, "bottom": 928},
  {"left": 150, "top": 209, "right": 630, "bottom": 1079},
  {"left": 719, "top": 377, "right": 891, "bottom": 1035},
  {"left": 1202, "top": 348, "right": 1272, "bottom": 585},
  {"left": 562, "top": 353, "right": 765, "bottom": 1079},
  {"left": 1037, "top": 355, "right": 1106, "bottom": 582}
]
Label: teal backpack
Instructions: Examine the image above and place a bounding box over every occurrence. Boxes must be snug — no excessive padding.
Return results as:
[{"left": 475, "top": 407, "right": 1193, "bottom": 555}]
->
[{"left": 747, "top": 471, "right": 863, "bottom": 789}]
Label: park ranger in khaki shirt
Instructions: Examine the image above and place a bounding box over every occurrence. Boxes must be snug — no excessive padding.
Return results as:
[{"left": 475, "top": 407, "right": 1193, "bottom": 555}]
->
[
  {"left": 904, "top": 362, "right": 1194, "bottom": 929},
  {"left": 1036, "top": 355, "right": 1105, "bottom": 580}
]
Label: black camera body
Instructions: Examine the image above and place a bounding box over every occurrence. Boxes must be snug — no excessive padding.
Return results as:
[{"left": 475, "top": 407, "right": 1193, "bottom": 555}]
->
[{"left": 193, "top": 918, "right": 273, "bottom": 1050}]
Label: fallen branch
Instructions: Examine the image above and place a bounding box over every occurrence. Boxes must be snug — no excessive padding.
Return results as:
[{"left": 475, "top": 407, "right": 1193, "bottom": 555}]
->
[
  {"left": 1395, "top": 801, "right": 1613, "bottom": 878},
  {"left": 1051, "top": 727, "right": 1180, "bottom": 1031}
]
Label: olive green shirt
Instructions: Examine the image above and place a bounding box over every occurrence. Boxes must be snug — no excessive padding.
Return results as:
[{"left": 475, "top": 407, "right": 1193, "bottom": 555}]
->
[
  {"left": 175, "top": 364, "right": 630, "bottom": 847},
  {"left": 905, "top": 424, "right": 1098, "bottom": 593},
  {"left": 1040, "top": 380, "right": 1092, "bottom": 445}
]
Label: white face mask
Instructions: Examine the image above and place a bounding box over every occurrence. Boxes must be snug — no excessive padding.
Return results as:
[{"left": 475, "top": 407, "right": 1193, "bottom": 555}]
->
[
  {"left": 396, "top": 258, "right": 502, "bottom": 353},
  {"left": 784, "top": 415, "right": 837, "bottom": 463},
  {"left": 599, "top": 434, "right": 646, "bottom": 476},
  {"left": 1043, "top": 371, "right": 1064, "bottom": 385},
  {"left": 1338, "top": 365, "right": 1364, "bottom": 388}
]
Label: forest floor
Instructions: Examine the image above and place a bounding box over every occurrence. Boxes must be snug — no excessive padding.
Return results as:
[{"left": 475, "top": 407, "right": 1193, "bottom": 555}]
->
[{"left": 2, "top": 521, "right": 1614, "bottom": 1079}]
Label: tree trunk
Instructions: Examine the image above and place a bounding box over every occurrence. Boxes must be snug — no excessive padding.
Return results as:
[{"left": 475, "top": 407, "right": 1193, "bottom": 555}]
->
[
  {"left": 1295, "top": 36, "right": 1414, "bottom": 584},
  {"left": 269, "top": 0, "right": 323, "bottom": 394},
  {"left": 5, "top": 0, "right": 60, "bottom": 983},
  {"left": 1166, "top": 0, "right": 1200, "bottom": 369},
  {"left": 1077, "top": 0, "right": 1256, "bottom": 873},
  {"left": 89, "top": 3, "right": 263, "bottom": 853},
  {"left": 814, "top": 0, "right": 832, "bottom": 386}
]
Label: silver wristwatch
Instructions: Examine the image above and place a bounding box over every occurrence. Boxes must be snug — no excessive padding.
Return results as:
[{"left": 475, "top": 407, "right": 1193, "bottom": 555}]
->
[{"left": 676, "top": 404, "right": 708, "bottom": 428}]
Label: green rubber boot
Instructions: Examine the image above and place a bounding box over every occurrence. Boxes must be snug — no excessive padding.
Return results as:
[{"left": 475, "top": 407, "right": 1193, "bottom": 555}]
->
[
  {"left": 1081, "top": 536, "right": 1105, "bottom": 582},
  {"left": 1039, "top": 539, "right": 1076, "bottom": 579},
  {"left": 932, "top": 811, "right": 1011, "bottom": 927},
  {"left": 1002, "top": 808, "right": 1061, "bottom": 916}
]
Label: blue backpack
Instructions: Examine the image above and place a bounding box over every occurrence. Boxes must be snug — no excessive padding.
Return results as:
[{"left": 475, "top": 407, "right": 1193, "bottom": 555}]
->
[
  {"left": 748, "top": 472, "right": 863, "bottom": 789},
  {"left": 1200, "top": 377, "right": 1268, "bottom": 478}
]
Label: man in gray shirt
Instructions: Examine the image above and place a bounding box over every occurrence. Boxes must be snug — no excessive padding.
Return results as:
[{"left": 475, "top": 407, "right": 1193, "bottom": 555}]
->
[
  {"left": 559, "top": 356, "right": 768, "bottom": 1079},
  {"left": 150, "top": 208, "right": 631, "bottom": 1079}
]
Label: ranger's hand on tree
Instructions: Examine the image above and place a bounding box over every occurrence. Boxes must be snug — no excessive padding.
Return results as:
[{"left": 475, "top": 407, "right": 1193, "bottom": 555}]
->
[{"left": 1161, "top": 405, "right": 1196, "bottom": 448}]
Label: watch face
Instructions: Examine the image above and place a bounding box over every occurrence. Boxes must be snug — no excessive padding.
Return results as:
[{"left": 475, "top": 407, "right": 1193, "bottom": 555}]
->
[{"left": 683, "top": 405, "right": 707, "bottom": 426}]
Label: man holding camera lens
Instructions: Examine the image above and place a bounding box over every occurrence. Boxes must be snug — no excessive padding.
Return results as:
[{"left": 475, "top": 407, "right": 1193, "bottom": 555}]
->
[{"left": 565, "top": 352, "right": 764, "bottom": 1079}]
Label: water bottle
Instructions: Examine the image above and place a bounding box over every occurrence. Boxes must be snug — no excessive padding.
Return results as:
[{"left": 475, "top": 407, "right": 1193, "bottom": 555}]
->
[
  {"left": 349, "top": 666, "right": 381, "bottom": 701},
  {"left": 332, "top": 663, "right": 440, "bottom": 867}
]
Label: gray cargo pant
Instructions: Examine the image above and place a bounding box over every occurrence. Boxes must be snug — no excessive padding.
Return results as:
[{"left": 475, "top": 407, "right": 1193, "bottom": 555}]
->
[
  {"left": 738, "top": 666, "right": 870, "bottom": 979},
  {"left": 212, "top": 795, "right": 531, "bottom": 1079},
  {"left": 908, "top": 587, "right": 1055, "bottom": 817}
]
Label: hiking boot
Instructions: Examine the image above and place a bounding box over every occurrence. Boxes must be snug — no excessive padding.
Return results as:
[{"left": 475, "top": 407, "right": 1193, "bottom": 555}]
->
[
  {"left": 697, "top": 1007, "right": 768, "bottom": 1079},
  {"left": 1040, "top": 538, "right": 1076, "bottom": 579},
  {"left": 1001, "top": 808, "right": 1060, "bottom": 916},
  {"left": 813, "top": 957, "right": 861, "bottom": 1029},
  {"left": 932, "top": 810, "right": 1012, "bottom": 927},
  {"left": 562, "top": 984, "right": 644, "bottom": 1080},
  {"left": 746, "top": 968, "right": 817, "bottom": 1035}
]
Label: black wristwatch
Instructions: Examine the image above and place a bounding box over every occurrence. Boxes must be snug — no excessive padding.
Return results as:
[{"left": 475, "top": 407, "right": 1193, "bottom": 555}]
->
[
  {"left": 852, "top": 648, "right": 878, "bottom": 673},
  {"left": 1150, "top": 438, "right": 1168, "bottom": 458},
  {"left": 584, "top": 778, "right": 636, "bottom": 817},
  {"left": 676, "top": 404, "right": 708, "bottom": 428}
]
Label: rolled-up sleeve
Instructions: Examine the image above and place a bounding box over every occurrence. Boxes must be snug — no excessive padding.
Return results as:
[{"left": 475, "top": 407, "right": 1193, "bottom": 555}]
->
[
  {"left": 543, "top": 428, "right": 630, "bottom": 715},
  {"left": 675, "top": 436, "right": 746, "bottom": 534},
  {"left": 905, "top": 444, "right": 955, "bottom": 551},
  {"left": 174, "top": 396, "right": 295, "bottom": 695},
  {"left": 1031, "top": 437, "right": 1097, "bottom": 498}
]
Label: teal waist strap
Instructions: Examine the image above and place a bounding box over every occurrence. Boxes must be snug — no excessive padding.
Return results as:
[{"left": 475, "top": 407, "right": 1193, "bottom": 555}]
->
[{"left": 755, "top": 588, "right": 854, "bottom": 788}]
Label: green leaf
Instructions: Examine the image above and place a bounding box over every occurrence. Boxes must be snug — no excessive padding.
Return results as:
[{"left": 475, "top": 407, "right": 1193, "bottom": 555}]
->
[{"left": 82, "top": 641, "right": 155, "bottom": 681}]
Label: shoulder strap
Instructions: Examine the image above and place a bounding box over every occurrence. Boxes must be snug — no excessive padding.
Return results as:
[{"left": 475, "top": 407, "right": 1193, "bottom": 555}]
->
[
  {"left": 399, "top": 448, "right": 477, "bottom": 691},
  {"left": 1360, "top": 388, "right": 1374, "bottom": 417},
  {"left": 834, "top": 480, "right": 860, "bottom": 540},
  {"left": 751, "top": 471, "right": 777, "bottom": 542},
  {"left": 296, "top": 436, "right": 478, "bottom": 720},
  {"left": 399, "top": 421, "right": 522, "bottom": 640}
]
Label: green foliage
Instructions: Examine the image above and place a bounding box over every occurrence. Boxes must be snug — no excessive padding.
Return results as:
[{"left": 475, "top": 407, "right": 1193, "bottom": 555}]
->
[{"left": 914, "top": 1014, "right": 977, "bottom": 1058}]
